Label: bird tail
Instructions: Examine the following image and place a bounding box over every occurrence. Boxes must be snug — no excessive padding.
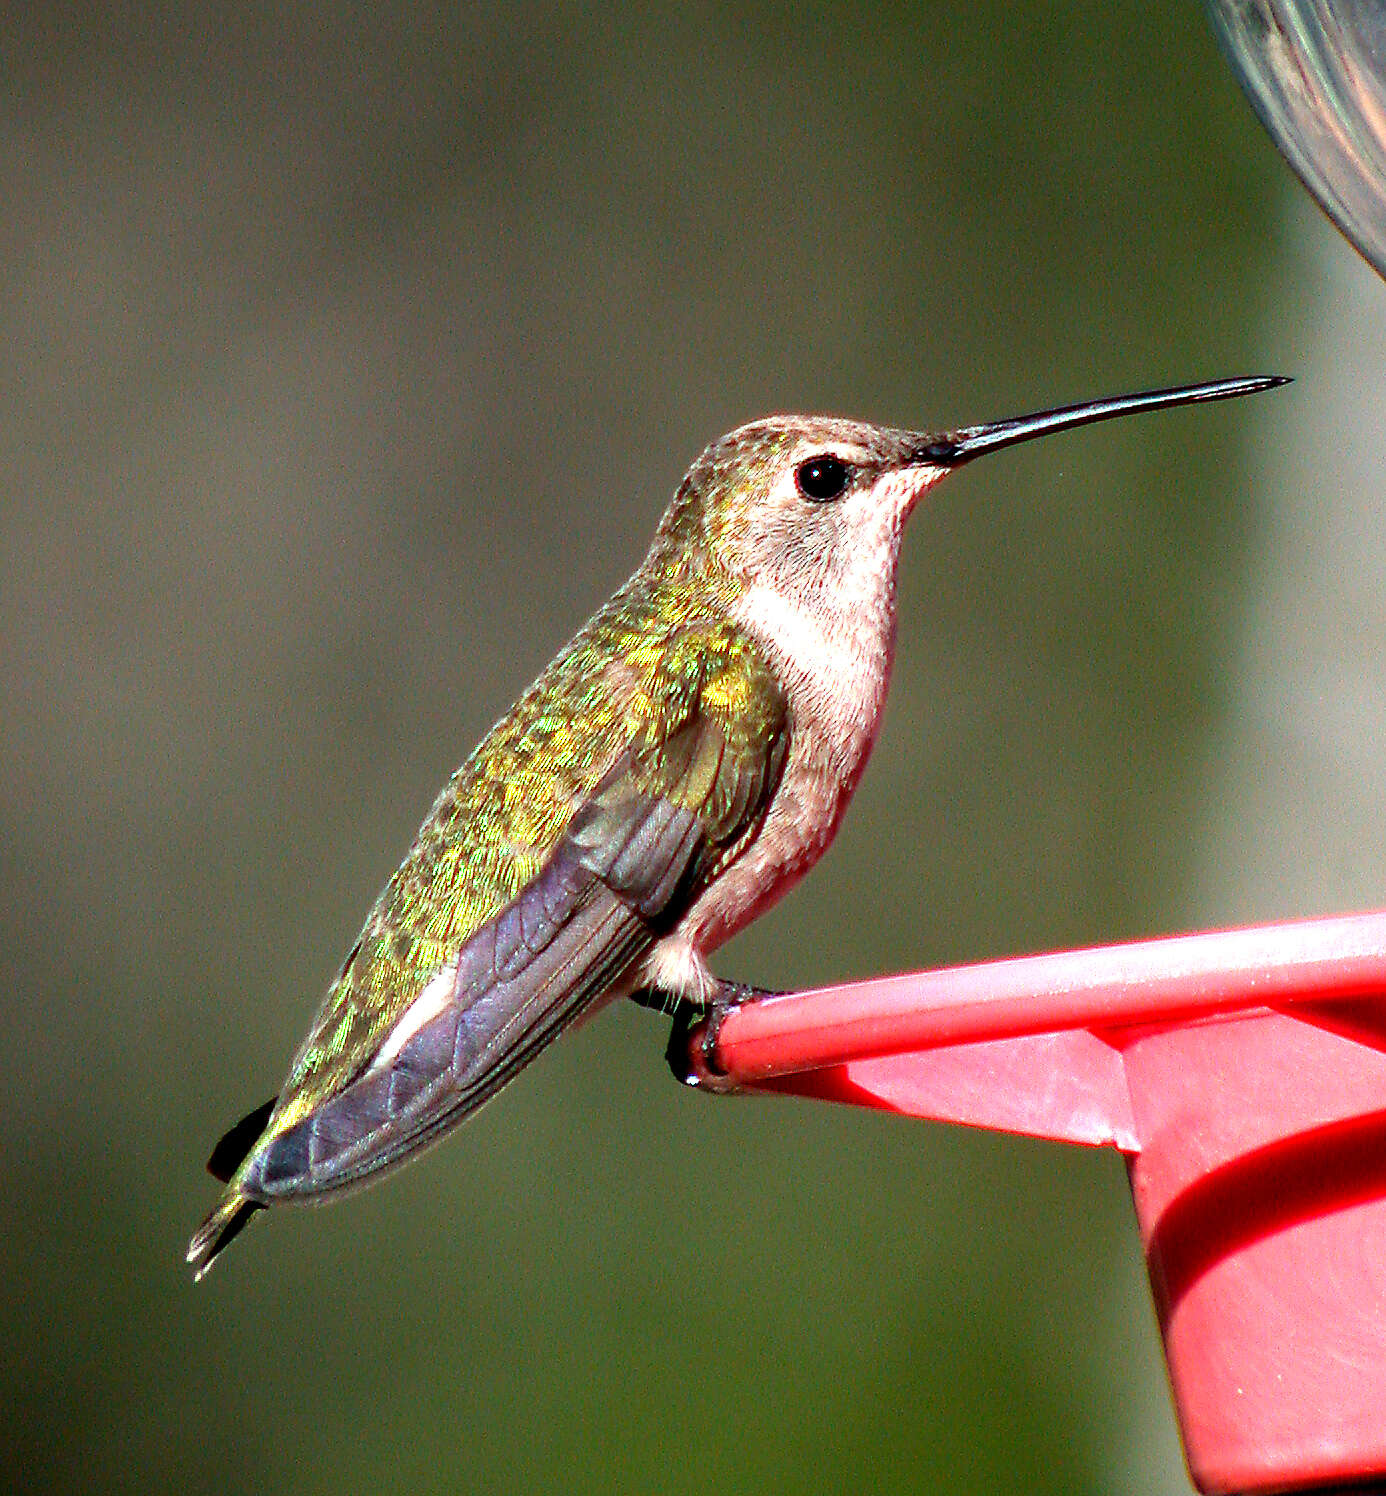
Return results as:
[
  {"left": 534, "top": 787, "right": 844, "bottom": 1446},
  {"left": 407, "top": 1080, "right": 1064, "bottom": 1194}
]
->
[
  {"left": 186, "top": 1094, "right": 277, "bottom": 1280},
  {"left": 186, "top": 1189, "right": 262, "bottom": 1280}
]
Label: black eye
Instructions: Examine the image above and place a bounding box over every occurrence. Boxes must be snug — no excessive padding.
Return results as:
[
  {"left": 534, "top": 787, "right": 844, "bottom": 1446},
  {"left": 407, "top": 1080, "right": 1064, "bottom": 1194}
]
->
[{"left": 794, "top": 455, "right": 852, "bottom": 502}]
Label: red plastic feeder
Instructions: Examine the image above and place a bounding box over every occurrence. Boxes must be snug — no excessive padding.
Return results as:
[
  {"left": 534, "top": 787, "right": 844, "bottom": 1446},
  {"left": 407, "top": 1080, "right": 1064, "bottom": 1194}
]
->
[{"left": 687, "top": 909, "right": 1386, "bottom": 1496}]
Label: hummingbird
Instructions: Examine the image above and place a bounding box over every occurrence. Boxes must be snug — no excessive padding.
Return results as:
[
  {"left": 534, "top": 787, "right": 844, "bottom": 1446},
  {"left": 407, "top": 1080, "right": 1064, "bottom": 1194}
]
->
[{"left": 187, "top": 373, "right": 1287, "bottom": 1277}]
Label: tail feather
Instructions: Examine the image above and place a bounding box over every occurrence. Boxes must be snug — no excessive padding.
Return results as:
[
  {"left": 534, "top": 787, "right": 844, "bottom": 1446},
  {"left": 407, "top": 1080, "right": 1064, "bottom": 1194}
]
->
[
  {"left": 187, "top": 1190, "right": 263, "bottom": 1280},
  {"left": 206, "top": 1096, "right": 277, "bottom": 1183}
]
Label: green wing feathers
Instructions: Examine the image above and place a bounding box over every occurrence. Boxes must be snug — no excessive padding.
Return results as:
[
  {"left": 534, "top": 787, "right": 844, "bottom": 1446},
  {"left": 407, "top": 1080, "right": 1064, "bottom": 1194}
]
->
[
  {"left": 189, "top": 588, "right": 787, "bottom": 1273},
  {"left": 274, "top": 597, "right": 787, "bottom": 1125}
]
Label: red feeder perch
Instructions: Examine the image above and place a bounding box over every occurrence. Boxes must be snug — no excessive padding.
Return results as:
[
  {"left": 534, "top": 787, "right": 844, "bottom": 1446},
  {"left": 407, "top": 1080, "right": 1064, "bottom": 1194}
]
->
[{"left": 685, "top": 909, "right": 1386, "bottom": 1496}]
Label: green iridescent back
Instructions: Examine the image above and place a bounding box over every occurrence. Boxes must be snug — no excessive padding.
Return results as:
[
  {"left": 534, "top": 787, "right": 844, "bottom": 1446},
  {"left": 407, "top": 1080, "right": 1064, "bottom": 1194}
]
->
[{"left": 271, "top": 552, "right": 784, "bottom": 1128}]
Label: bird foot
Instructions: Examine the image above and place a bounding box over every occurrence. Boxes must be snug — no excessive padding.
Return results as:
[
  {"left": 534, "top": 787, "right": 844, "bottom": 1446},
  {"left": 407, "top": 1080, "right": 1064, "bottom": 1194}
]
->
[{"left": 631, "top": 981, "right": 779, "bottom": 1093}]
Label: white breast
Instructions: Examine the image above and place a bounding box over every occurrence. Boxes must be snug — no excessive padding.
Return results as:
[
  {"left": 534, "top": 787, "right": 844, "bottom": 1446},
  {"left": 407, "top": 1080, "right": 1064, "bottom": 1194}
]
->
[
  {"left": 668, "top": 506, "right": 906, "bottom": 964},
  {"left": 734, "top": 581, "right": 892, "bottom": 759}
]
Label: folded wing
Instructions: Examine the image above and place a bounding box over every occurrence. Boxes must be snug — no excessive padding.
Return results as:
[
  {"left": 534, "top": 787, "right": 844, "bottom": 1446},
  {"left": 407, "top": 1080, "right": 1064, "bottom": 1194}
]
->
[
  {"left": 247, "top": 773, "right": 696, "bottom": 1197},
  {"left": 188, "top": 618, "right": 787, "bottom": 1274},
  {"left": 245, "top": 631, "right": 790, "bottom": 1202}
]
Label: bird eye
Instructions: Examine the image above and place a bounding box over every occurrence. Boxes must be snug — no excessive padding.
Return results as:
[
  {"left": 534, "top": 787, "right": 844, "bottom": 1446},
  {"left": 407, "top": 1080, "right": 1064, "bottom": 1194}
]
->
[{"left": 794, "top": 455, "right": 852, "bottom": 502}]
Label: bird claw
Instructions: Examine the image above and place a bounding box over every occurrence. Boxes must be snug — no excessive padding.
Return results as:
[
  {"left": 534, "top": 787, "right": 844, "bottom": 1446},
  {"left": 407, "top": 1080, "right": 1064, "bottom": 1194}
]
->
[
  {"left": 663, "top": 991, "right": 737, "bottom": 1093},
  {"left": 632, "top": 981, "right": 778, "bottom": 1094}
]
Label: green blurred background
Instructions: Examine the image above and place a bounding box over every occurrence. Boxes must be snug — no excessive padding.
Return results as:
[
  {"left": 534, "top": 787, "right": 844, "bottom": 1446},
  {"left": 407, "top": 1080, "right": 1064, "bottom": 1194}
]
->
[{"left": 5, "top": 3, "right": 1385, "bottom": 1493}]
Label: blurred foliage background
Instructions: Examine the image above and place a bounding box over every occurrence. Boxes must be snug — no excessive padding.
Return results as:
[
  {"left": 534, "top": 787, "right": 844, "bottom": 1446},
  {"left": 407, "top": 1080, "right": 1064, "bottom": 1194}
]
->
[{"left": 4, "top": 2, "right": 1385, "bottom": 1493}]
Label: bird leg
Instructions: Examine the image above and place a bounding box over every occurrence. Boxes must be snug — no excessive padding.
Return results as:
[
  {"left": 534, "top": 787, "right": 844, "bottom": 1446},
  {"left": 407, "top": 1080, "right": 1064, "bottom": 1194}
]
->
[{"left": 630, "top": 980, "right": 780, "bottom": 1092}]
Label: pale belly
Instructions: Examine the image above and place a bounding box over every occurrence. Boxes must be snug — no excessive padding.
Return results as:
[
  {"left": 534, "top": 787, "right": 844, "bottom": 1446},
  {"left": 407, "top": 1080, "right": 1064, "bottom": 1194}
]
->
[
  {"left": 635, "top": 687, "right": 885, "bottom": 1001},
  {"left": 635, "top": 546, "right": 903, "bottom": 1001}
]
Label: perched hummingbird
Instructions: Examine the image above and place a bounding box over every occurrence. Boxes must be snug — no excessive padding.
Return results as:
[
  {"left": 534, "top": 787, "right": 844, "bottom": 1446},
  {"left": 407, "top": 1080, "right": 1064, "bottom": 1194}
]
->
[{"left": 188, "top": 374, "right": 1286, "bottom": 1277}]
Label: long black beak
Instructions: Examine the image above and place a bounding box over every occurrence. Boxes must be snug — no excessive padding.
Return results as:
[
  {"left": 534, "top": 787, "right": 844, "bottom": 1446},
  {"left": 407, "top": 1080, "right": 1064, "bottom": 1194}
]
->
[{"left": 913, "top": 375, "right": 1290, "bottom": 467}]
